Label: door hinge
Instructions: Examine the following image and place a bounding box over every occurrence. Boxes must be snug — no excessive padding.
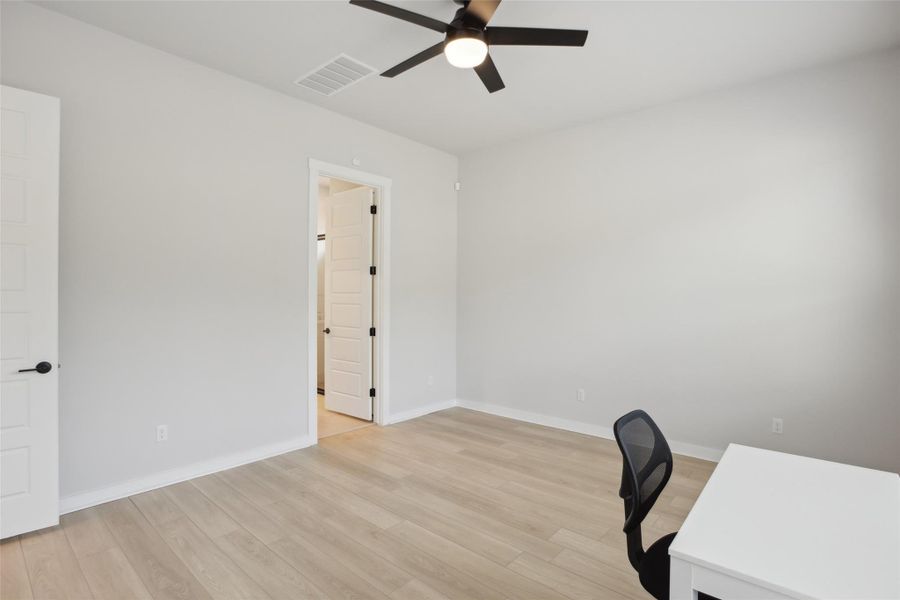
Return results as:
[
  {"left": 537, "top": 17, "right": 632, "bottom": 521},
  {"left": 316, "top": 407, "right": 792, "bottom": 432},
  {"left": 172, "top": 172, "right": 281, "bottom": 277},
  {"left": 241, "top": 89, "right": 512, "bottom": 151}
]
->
[
  {"left": 369, "top": 266, "right": 376, "bottom": 275},
  {"left": 369, "top": 387, "right": 376, "bottom": 398},
  {"left": 369, "top": 327, "right": 376, "bottom": 337},
  {"left": 370, "top": 205, "right": 377, "bottom": 215}
]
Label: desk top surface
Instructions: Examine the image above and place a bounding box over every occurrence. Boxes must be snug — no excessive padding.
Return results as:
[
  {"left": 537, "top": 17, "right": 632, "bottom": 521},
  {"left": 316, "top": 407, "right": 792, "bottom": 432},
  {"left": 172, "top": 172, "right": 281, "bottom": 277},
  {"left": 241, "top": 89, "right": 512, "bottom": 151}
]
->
[{"left": 668, "top": 444, "right": 899, "bottom": 600}]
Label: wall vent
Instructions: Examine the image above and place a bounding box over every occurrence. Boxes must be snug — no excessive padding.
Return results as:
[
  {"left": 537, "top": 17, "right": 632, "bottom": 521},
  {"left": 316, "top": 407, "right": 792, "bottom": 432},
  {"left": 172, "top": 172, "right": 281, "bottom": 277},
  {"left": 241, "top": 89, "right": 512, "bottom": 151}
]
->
[{"left": 295, "top": 54, "right": 377, "bottom": 96}]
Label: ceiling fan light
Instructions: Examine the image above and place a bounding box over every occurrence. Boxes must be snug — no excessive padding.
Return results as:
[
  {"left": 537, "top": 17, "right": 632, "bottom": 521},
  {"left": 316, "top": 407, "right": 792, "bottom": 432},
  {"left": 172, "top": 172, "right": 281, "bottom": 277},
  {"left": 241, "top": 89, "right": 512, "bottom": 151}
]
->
[{"left": 444, "top": 37, "right": 488, "bottom": 68}]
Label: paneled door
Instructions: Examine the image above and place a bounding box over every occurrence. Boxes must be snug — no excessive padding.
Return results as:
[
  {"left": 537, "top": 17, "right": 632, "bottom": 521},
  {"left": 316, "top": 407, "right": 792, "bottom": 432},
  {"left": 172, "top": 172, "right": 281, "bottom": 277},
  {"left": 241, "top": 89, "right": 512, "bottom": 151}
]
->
[
  {"left": 1, "top": 86, "right": 60, "bottom": 538},
  {"left": 323, "top": 186, "right": 373, "bottom": 420}
]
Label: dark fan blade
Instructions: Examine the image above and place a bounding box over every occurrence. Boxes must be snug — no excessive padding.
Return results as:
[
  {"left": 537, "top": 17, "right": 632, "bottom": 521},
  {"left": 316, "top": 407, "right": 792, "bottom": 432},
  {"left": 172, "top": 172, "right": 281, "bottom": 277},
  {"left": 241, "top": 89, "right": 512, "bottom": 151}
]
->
[
  {"left": 465, "top": 0, "right": 501, "bottom": 26},
  {"left": 486, "top": 26, "right": 588, "bottom": 46},
  {"left": 349, "top": 0, "right": 447, "bottom": 33},
  {"left": 381, "top": 42, "right": 445, "bottom": 77},
  {"left": 474, "top": 54, "right": 505, "bottom": 93}
]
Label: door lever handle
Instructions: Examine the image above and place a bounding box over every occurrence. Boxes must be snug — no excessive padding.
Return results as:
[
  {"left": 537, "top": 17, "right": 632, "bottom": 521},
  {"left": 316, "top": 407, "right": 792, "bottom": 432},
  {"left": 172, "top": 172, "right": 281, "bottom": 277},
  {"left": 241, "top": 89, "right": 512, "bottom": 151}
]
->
[{"left": 19, "top": 361, "right": 52, "bottom": 374}]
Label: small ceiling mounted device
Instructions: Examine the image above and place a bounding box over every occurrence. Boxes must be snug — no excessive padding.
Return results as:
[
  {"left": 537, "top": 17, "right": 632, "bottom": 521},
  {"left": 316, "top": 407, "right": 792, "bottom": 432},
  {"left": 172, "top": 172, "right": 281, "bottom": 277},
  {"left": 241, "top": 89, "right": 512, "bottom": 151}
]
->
[{"left": 349, "top": 0, "right": 589, "bottom": 93}]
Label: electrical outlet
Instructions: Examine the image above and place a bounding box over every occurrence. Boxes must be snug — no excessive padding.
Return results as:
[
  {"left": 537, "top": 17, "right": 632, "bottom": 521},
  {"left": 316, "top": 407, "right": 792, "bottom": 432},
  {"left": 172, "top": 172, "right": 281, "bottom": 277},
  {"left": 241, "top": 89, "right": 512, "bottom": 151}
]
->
[
  {"left": 576, "top": 388, "right": 586, "bottom": 402},
  {"left": 427, "top": 375, "right": 434, "bottom": 386},
  {"left": 156, "top": 424, "right": 168, "bottom": 442},
  {"left": 772, "top": 418, "right": 783, "bottom": 434}
]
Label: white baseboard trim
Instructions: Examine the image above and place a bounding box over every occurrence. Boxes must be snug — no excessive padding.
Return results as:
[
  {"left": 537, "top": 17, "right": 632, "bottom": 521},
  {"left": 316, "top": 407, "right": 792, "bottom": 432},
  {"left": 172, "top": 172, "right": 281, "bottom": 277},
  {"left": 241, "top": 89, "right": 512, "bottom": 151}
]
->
[
  {"left": 60, "top": 400, "right": 720, "bottom": 515},
  {"left": 456, "top": 399, "right": 723, "bottom": 463},
  {"left": 60, "top": 435, "right": 316, "bottom": 515},
  {"left": 386, "top": 399, "right": 459, "bottom": 425}
]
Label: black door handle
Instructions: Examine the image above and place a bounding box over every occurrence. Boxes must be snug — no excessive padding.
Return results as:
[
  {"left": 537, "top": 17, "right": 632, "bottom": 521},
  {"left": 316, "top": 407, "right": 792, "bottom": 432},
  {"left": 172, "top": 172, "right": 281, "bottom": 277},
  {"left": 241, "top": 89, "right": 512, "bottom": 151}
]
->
[
  {"left": 323, "top": 328, "right": 331, "bottom": 334},
  {"left": 18, "top": 361, "right": 52, "bottom": 374}
]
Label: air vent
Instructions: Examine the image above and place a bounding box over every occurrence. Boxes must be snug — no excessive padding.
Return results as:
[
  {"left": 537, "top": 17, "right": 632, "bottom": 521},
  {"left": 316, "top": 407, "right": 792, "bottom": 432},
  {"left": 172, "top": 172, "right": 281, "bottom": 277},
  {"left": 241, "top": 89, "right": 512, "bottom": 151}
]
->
[{"left": 295, "top": 54, "right": 376, "bottom": 96}]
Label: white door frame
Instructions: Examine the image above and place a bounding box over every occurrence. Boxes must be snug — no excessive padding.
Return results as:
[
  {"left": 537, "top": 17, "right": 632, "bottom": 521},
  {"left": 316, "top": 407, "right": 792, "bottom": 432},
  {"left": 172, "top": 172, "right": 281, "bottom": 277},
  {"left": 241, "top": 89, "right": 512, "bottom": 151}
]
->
[{"left": 307, "top": 159, "right": 391, "bottom": 440}]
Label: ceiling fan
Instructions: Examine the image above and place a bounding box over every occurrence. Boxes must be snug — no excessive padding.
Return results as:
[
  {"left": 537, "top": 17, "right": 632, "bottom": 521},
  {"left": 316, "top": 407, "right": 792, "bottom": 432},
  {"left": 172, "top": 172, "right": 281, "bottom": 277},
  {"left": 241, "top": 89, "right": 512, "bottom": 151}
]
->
[{"left": 349, "top": 0, "right": 589, "bottom": 93}]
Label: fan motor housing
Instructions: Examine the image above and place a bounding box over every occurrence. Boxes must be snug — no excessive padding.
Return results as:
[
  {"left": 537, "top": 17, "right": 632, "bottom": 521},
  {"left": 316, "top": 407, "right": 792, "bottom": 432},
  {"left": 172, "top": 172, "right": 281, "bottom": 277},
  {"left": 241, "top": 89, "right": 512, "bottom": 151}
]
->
[
  {"left": 444, "top": 27, "right": 486, "bottom": 48},
  {"left": 450, "top": 5, "right": 489, "bottom": 30}
]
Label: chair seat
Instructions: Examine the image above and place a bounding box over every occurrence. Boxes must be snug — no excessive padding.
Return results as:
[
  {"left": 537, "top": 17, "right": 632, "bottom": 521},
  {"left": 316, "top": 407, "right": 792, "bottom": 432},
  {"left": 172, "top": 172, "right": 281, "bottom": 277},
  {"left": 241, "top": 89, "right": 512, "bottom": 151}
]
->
[
  {"left": 639, "top": 532, "right": 678, "bottom": 599},
  {"left": 639, "top": 532, "right": 717, "bottom": 600}
]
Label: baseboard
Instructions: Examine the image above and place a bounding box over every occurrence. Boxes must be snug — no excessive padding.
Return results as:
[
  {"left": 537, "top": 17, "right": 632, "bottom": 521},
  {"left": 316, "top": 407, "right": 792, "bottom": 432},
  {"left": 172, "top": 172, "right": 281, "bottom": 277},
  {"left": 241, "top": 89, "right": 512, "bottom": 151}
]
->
[
  {"left": 59, "top": 435, "right": 316, "bottom": 515},
  {"left": 60, "top": 400, "right": 720, "bottom": 514},
  {"left": 456, "top": 399, "right": 723, "bottom": 463},
  {"left": 386, "top": 399, "right": 459, "bottom": 425}
]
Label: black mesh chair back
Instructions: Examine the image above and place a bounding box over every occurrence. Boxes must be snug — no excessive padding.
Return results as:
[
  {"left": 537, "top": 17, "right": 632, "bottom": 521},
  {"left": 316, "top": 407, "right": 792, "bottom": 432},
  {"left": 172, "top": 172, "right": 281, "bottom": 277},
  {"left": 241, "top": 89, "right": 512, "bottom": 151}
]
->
[
  {"left": 613, "top": 410, "right": 716, "bottom": 600},
  {"left": 613, "top": 410, "right": 673, "bottom": 567}
]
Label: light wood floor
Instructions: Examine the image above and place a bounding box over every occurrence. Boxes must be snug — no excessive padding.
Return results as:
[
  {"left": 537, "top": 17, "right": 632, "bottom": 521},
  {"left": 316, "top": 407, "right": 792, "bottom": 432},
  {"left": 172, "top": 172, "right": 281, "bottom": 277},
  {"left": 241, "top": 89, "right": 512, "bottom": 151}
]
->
[
  {"left": 0, "top": 408, "right": 714, "bottom": 600},
  {"left": 318, "top": 394, "right": 373, "bottom": 439}
]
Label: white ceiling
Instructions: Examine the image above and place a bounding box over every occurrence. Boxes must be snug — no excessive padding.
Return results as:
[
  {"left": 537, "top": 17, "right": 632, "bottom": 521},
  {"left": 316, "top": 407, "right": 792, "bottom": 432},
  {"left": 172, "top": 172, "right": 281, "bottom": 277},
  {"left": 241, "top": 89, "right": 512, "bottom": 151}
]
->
[{"left": 35, "top": 0, "right": 900, "bottom": 154}]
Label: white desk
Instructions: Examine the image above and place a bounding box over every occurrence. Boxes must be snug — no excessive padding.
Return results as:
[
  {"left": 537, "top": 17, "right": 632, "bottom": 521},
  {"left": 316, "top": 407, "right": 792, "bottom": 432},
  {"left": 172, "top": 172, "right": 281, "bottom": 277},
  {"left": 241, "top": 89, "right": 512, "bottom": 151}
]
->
[{"left": 669, "top": 444, "right": 899, "bottom": 600}]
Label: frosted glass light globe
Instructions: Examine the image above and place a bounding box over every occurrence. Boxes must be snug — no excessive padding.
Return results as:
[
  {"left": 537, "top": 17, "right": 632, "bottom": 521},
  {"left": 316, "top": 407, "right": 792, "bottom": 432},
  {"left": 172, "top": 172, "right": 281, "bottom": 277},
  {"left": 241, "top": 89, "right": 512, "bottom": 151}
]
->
[{"left": 444, "top": 37, "right": 488, "bottom": 68}]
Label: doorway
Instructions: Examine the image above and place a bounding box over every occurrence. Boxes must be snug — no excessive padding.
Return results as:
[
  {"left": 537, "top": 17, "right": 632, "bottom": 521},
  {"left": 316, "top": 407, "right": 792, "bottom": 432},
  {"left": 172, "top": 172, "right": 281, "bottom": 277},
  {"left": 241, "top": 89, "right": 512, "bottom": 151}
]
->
[
  {"left": 307, "top": 160, "right": 391, "bottom": 441},
  {"left": 316, "top": 176, "right": 375, "bottom": 438}
]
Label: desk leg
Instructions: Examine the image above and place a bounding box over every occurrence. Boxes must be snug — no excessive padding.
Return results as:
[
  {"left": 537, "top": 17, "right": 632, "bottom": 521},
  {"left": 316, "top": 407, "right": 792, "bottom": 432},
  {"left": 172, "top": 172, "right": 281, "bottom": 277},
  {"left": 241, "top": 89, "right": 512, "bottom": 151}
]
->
[{"left": 670, "top": 557, "right": 697, "bottom": 600}]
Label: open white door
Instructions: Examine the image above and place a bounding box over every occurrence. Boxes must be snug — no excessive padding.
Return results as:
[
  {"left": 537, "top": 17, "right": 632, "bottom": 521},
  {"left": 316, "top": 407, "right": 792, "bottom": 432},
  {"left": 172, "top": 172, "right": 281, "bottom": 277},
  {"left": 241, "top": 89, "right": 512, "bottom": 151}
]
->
[
  {"left": 1, "top": 86, "right": 60, "bottom": 538},
  {"left": 323, "top": 186, "right": 373, "bottom": 420}
]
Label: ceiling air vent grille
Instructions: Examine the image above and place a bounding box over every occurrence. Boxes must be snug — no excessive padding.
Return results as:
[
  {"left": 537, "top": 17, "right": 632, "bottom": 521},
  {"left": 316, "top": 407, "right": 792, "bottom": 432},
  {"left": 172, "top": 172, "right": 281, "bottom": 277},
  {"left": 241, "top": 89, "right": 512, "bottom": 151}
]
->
[{"left": 295, "top": 54, "right": 376, "bottom": 96}]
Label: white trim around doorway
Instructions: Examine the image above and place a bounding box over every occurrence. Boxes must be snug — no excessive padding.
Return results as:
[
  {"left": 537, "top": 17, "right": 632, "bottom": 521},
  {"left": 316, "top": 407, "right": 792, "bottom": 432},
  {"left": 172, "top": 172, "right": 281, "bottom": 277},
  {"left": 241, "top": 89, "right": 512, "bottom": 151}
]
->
[{"left": 307, "top": 159, "right": 392, "bottom": 441}]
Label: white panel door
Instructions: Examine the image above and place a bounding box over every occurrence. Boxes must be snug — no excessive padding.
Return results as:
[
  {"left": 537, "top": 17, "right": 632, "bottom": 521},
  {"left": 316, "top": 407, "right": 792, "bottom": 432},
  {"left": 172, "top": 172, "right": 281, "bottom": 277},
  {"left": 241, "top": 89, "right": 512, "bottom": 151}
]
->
[
  {"left": 324, "top": 186, "right": 373, "bottom": 420},
  {"left": 1, "top": 86, "right": 60, "bottom": 538}
]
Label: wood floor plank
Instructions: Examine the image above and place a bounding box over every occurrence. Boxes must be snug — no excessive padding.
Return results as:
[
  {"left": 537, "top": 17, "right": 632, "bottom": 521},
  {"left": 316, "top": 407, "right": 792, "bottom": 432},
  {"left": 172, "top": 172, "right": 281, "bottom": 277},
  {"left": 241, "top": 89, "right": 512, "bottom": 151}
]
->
[
  {"left": 390, "top": 477, "right": 564, "bottom": 562},
  {"left": 163, "top": 481, "right": 240, "bottom": 539},
  {"left": 278, "top": 450, "right": 372, "bottom": 493},
  {"left": 357, "top": 484, "right": 523, "bottom": 565},
  {"left": 190, "top": 475, "right": 285, "bottom": 544},
  {"left": 215, "top": 465, "right": 285, "bottom": 508},
  {"left": 1, "top": 538, "right": 34, "bottom": 600},
  {"left": 498, "top": 479, "right": 620, "bottom": 532},
  {"left": 13, "top": 409, "right": 712, "bottom": 600},
  {"left": 263, "top": 497, "right": 414, "bottom": 595},
  {"left": 60, "top": 508, "right": 117, "bottom": 559},
  {"left": 399, "top": 420, "right": 516, "bottom": 457},
  {"left": 302, "top": 445, "right": 400, "bottom": 490},
  {"left": 240, "top": 461, "right": 306, "bottom": 500},
  {"left": 359, "top": 428, "right": 509, "bottom": 490},
  {"left": 155, "top": 516, "right": 269, "bottom": 599},
  {"left": 269, "top": 534, "right": 391, "bottom": 600},
  {"left": 78, "top": 547, "right": 153, "bottom": 600},
  {"left": 427, "top": 470, "right": 611, "bottom": 540},
  {"left": 390, "top": 579, "right": 452, "bottom": 600},
  {"left": 549, "top": 529, "right": 632, "bottom": 574},
  {"left": 320, "top": 503, "right": 507, "bottom": 600},
  {"left": 131, "top": 488, "right": 186, "bottom": 527},
  {"left": 509, "top": 552, "right": 630, "bottom": 600},
  {"left": 281, "top": 466, "right": 404, "bottom": 530},
  {"left": 19, "top": 526, "right": 94, "bottom": 600},
  {"left": 213, "top": 529, "right": 329, "bottom": 599},
  {"left": 369, "top": 422, "right": 468, "bottom": 455},
  {"left": 98, "top": 498, "right": 213, "bottom": 600},
  {"left": 387, "top": 520, "right": 570, "bottom": 600},
  {"left": 318, "top": 435, "right": 413, "bottom": 480},
  {"left": 262, "top": 449, "right": 307, "bottom": 471},
  {"left": 551, "top": 548, "right": 647, "bottom": 598},
  {"left": 457, "top": 445, "right": 603, "bottom": 495},
  {"left": 401, "top": 474, "right": 562, "bottom": 540}
]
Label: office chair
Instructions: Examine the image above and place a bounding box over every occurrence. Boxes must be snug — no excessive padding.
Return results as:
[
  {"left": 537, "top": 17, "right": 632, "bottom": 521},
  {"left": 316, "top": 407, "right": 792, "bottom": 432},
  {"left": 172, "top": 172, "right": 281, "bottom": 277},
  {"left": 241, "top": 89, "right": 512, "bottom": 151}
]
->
[{"left": 613, "top": 410, "right": 716, "bottom": 600}]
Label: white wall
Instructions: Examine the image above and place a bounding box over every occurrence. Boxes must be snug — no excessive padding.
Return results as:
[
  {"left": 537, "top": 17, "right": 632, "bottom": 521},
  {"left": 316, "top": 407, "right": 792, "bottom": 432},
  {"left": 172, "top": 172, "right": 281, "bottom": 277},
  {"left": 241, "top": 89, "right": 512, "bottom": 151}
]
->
[
  {"left": 1, "top": 2, "right": 458, "bottom": 503},
  {"left": 458, "top": 50, "right": 900, "bottom": 472}
]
